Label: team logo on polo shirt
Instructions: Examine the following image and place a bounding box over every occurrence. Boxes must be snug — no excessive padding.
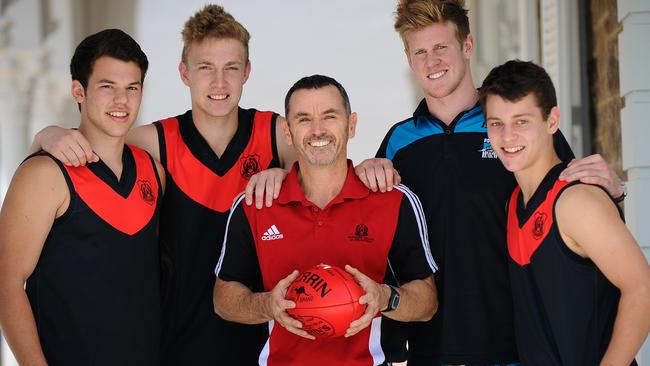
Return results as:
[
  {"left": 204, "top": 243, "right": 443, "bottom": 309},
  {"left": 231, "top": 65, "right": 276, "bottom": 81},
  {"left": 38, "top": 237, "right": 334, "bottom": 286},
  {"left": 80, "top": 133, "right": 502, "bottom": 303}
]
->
[
  {"left": 240, "top": 154, "right": 261, "bottom": 179},
  {"left": 347, "top": 223, "right": 374, "bottom": 243},
  {"left": 478, "top": 138, "right": 498, "bottom": 159},
  {"left": 138, "top": 179, "right": 156, "bottom": 205},
  {"left": 261, "top": 224, "right": 284, "bottom": 241}
]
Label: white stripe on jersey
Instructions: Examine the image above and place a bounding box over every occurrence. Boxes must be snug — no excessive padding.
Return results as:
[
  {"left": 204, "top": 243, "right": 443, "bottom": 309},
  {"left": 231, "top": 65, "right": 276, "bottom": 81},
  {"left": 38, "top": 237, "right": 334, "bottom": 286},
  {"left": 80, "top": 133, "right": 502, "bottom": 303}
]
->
[
  {"left": 215, "top": 193, "right": 246, "bottom": 276},
  {"left": 258, "top": 320, "right": 273, "bottom": 366},
  {"left": 394, "top": 184, "right": 438, "bottom": 272},
  {"left": 369, "top": 317, "right": 385, "bottom": 365}
]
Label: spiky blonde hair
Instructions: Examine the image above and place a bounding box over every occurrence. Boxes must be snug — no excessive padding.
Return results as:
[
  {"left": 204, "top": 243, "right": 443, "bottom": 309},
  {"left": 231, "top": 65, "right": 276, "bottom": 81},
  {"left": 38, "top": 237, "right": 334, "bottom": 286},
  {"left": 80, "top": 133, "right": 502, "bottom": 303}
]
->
[
  {"left": 394, "top": 0, "right": 470, "bottom": 48},
  {"left": 181, "top": 4, "right": 250, "bottom": 63}
]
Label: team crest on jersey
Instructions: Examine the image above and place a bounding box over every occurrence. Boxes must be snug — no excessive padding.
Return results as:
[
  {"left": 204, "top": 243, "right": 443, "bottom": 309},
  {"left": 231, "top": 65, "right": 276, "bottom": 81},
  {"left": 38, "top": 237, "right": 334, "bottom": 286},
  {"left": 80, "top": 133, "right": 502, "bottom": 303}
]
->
[
  {"left": 478, "top": 138, "right": 498, "bottom": 159},
  {"left": 138, "top": 179, "right": 155, "bottom": 205},
  {"left": 240, "top": 154, "right": 261, "bottom": 179},
  {"left": 348, "top": 223, "right": 374, "bottom": 243},
  {"left": 532, "top": 212, "right": 548, "bottom": 240}
]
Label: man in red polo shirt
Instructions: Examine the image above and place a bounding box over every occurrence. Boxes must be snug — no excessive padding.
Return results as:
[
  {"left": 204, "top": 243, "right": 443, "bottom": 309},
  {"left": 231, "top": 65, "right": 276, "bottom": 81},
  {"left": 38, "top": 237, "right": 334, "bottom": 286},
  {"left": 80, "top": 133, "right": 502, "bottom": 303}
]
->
[{"left": 214, "top": 75, "right": 437, "bottom": 366}]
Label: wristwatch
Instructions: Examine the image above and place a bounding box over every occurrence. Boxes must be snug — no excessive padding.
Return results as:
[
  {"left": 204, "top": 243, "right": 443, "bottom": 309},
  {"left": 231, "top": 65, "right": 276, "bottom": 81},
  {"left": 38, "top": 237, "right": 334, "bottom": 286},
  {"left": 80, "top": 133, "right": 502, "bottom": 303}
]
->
[
  {"left": 613, "top": 182, "right": 627, "bottom": 203},
  {"left": 382, "top": 285, "right": 401, "bottom": 312}
]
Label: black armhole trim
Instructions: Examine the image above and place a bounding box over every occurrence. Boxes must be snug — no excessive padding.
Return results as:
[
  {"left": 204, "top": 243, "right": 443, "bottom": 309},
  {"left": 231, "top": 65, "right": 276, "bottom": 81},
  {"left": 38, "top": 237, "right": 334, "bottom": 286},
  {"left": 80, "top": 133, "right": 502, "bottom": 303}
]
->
[
  {"left": 551, "top": 181, "right": 613, "bottom": 267},
  {"left": 145, "top": 151, "right": 164, "bottom": 202},
  {"left": 269, "top": 113, "right": 280, "bottom": 168},
  {"left": 153, "top": 121, "right": 167, "bottom": 168}
]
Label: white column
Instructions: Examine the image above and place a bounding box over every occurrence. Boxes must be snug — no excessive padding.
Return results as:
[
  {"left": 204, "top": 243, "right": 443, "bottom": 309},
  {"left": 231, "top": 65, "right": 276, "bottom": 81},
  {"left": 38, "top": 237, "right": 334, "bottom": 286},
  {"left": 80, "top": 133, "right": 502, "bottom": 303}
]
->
[
  {"left": 540, "top": 0, "right": 574, "bottom": 152},
  {"left": 0, "top": 48, "right": 46, "bottom": 199},
  {"left": 0, "top": 11, "right": 19, "bottom": 366},
  {"left": 618, "top": 0, "right": 650, "bottom": 364},
  {"left": 470, "top": 0, "right": 539, "bottom": 85},
  {"left": 0, "top": 12, "right": 29, "bottom": 366},
  {"left": 30, "top": 0, "right": 79, "bottom": 136},
  {"left": 541, "top": 0, "right": 588, "bottom": 156},
  {"left": 0, "top": 0, "right": 71, "bottom": 366}
]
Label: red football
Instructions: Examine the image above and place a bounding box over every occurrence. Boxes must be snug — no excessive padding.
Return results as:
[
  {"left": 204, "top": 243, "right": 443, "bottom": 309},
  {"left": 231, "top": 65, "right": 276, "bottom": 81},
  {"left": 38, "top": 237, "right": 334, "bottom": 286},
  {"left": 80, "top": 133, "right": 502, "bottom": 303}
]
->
[{"left": 285, "top": 264, "right": 366, "bottom": 338}]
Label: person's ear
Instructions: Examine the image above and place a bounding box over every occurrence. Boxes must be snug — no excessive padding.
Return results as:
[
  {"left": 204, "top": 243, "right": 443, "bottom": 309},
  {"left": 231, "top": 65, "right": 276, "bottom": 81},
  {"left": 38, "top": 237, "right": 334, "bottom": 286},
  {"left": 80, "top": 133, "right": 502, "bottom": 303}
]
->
[
  {"left": 71, "top": 80, "right": 85, "bottom": 103},
  {"left": 463, "top": 33, "right": 474, "bottom": 59},
  {"left": 179, "top": 61, "right": 190, "bottom": 87},
  {"left": 243, "top": 60, "right": 251, "bottom": 84},
  {"left": 348, "top": 112, "right": 358, "bottom": 139},
  {"left": 281, "top": 117, "right": 293, "bottom": 146},
  {"left": 547, "top": 106, "right": 560, "bottom": 134}
]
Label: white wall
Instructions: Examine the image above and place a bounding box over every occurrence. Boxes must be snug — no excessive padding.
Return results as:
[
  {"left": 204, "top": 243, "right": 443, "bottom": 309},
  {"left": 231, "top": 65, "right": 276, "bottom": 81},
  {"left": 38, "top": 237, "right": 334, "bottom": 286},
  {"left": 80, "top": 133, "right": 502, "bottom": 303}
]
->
[
  {"left": 135, "top": 0, "right": 422, "bottom": 164},
  {"left": 618, "top": 0, "right": 650, "bottom": 363}
]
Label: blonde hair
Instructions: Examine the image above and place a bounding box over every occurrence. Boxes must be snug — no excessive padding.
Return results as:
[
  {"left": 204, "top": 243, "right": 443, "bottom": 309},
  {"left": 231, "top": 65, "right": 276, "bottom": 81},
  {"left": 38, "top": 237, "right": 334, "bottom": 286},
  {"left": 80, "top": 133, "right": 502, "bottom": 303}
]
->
[
  {"left": 394, "top": 0, "right": 470, "bottom": 48},
  {"left": 181, "top": 4, "right": 251, "bottom": 63}
]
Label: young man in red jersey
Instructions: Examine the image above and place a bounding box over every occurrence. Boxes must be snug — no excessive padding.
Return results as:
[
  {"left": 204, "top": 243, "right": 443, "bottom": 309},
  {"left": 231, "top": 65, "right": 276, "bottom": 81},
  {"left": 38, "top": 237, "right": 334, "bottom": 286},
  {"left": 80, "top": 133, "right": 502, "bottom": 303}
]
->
[
  {"left": 480, "top": 59, "right": 650, "bottom": 366},
  {"left": 0, "top": 29, "right": 165, "bottom": 365},
  {"left": 214, "top": 75, "right": 437, "bottom": 366},
  {"left": 30, "top": 5, "right": 296, "bottom": 365}
]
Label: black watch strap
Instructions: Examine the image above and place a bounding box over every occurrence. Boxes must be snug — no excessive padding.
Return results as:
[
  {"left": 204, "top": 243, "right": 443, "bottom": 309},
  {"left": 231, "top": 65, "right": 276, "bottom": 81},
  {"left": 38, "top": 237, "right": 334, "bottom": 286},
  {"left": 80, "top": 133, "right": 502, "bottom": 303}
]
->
[
  {"left": 613, "top": 182, "right": 627, "bottom": 203},
  {"left": 382, "top": 285, "right": 400, "bottom": 313}
]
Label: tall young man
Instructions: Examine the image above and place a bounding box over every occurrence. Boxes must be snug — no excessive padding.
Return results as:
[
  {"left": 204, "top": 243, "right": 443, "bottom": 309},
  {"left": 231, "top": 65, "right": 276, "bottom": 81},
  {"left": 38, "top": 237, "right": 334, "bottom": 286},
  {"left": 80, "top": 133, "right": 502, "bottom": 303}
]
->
[
  {"left": 0, "top": 29, "right": 164, "bottom": 365},
  {"left": 353, "top": 1, "right": 626, "bottom": 364},
  {"left": 480, "top": 59, "right": 650, "bottom": 366},
  {"left": 214, "top": 75, "right": 437, "bottom": 366},
  {"left": 32, "top": 5, "right": 296, "bottom": 365}
]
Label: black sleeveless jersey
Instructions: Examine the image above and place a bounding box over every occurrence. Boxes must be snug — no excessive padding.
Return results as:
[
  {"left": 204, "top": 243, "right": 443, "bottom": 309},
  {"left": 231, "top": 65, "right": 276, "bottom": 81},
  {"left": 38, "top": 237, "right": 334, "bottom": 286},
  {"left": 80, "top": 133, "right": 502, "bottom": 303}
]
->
[
  {"left": 507, "top": 163, "right": 633, "bottom": 366},
  {"left": 377, "top": 100, "right": 575, "bottom": 364},
  {"left": 25, "top": 145, "right": 162, "bottom": 366},
  {"left": 154, "top": 108, "right": 280, "bottom": 365}
]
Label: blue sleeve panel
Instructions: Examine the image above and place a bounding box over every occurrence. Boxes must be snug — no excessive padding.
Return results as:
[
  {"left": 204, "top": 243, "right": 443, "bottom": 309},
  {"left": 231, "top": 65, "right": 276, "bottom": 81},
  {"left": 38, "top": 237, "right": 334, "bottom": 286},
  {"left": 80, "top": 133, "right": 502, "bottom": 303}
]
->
[{"left": 385, "top": 105, "right": 485, "bottom": 161}]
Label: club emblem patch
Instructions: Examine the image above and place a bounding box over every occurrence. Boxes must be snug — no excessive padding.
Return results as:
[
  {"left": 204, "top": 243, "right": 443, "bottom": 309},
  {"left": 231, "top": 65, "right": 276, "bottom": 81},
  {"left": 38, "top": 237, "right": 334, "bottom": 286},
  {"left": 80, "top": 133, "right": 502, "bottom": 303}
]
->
[
  {"left": 532, "top": 212, "right": 548, "bottom": 240},
  {"left": 348, "top": 223, "right": 374, "bottom": 243},
  {"left": 479, "top": 138, "right": 498, "bottom": 159},
  {"left": 240, "top": 154, "right": 261, "bottom": 179},
  {"left": 138, "top": 179, "right": 155, "bottom": 205}
]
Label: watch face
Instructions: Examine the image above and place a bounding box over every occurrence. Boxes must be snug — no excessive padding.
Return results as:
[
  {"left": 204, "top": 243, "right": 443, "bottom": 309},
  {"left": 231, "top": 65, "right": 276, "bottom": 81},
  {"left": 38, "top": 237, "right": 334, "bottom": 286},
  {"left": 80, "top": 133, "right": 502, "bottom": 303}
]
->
[
  {"left": 387, "top": 285, "right": 400, "bottom": 311},
  {"left": 390, "top": 295, "right": 400, "bottom": 310}
]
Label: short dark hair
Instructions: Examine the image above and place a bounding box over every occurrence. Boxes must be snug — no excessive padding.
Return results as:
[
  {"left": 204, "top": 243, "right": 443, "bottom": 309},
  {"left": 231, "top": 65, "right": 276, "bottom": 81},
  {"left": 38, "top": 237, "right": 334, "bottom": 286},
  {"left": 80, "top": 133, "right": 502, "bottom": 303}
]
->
[
  {"left": 70, "top": 29, "right": 148, "bottom": 89},
  {"left": 284, "top": 75, "right": 351, "bottom": 117},
  {"left": 479, "top": 60, "right": 557, "bottom": 119}
]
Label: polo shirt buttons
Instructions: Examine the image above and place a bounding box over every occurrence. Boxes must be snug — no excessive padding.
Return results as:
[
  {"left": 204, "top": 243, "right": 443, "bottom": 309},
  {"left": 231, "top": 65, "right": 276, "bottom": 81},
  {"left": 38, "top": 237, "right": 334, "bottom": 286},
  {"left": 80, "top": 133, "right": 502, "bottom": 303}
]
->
[
  {"left": 312, "top": 207, "right": 319, "bottom": 212},
  {"left": 317, "top": 221, "right": 323, "bottom": 226}
]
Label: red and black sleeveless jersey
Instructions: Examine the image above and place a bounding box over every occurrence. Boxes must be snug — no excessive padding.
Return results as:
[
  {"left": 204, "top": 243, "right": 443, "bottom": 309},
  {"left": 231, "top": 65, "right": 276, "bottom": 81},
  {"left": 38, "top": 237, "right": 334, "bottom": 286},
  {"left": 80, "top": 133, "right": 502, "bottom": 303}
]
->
[
  {"left": 25, "top": 145, "right": 162, "bottom": 366},
  {"left": 216, "top": 161, "right": 437, "bottom": 366},
  {"left": 377, "top": 101, "right": 576, "bottom": 364},
  {"left": 507, "top": 163, "right": 632, "bottom": 366},
  {"left": 154, "top": 108, "right": 280, "bottom": 365}
]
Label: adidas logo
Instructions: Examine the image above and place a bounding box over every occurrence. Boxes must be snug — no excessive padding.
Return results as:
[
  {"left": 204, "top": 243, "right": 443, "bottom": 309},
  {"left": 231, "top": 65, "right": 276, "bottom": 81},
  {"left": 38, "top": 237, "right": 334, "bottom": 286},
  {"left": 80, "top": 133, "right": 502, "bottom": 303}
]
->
[{"left": 261, "top": 224, "right": 284, "bottom": 241}]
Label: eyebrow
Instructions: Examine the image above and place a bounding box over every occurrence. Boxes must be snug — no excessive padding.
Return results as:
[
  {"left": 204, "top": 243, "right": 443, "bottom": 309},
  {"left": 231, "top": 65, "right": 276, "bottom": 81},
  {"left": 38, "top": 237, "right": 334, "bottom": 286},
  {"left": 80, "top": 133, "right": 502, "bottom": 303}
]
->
[
  {"left": 413, "top": 42, "right": 445, "bottom": 52},
  {"left": 293, "top": 112, "right": 311, "bottom": 118},
  {"left": 97, "top": 80, "right": 142, "bottom": 86},
  {"left": 486, "top": 111, "right": 536, "bottom": 119},
  {"left": 196, "top": 60, "right": 243, "bottom": 66}
]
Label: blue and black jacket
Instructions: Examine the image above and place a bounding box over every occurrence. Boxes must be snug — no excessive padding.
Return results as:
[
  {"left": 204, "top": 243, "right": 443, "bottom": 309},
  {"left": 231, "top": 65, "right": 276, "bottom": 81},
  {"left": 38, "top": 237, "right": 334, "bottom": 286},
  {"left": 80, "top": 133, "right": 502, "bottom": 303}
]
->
[{"left": 377, "top": 99, "right": 574, "bottom": 365}]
